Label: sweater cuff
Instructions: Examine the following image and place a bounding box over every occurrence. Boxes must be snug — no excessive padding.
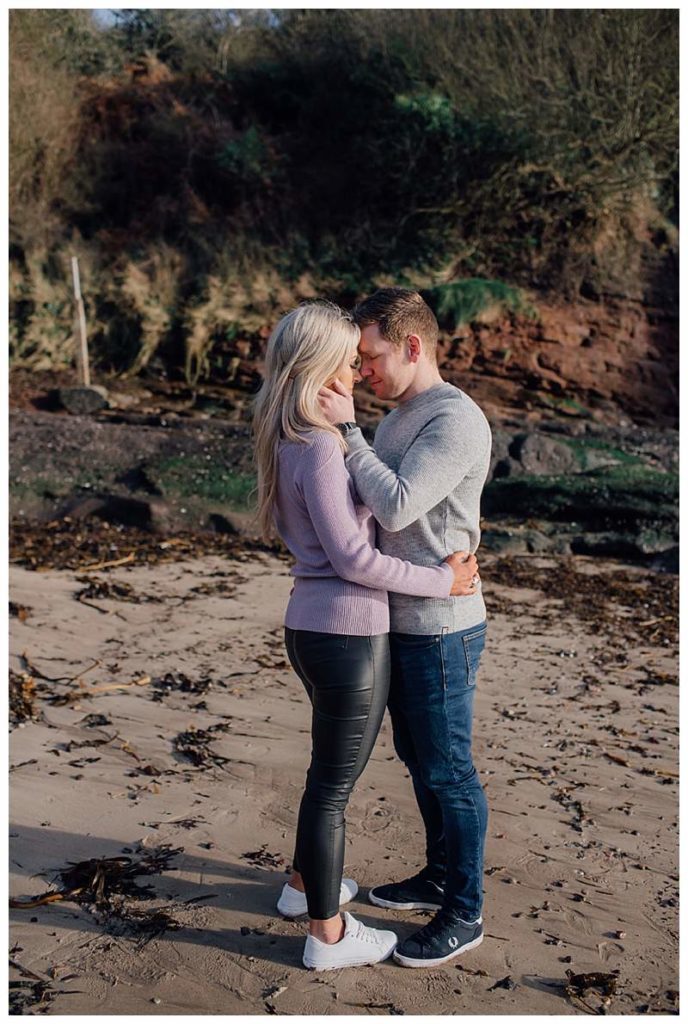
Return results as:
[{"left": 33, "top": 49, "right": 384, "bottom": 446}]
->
[
  {"left": 343, "top": 427, "right": 368, "bottom": 456},
  {"left": 439, "top": 562, "right": 454, "bottom": 596}
]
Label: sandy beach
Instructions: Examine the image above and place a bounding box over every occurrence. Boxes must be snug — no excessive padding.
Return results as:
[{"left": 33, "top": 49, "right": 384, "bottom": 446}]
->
[
  {"left": 9, "top": 548, "right": 678, "bottom": 1015},
  {"left": 8, "top": 7, "right": 679, "bottom": 1017}
]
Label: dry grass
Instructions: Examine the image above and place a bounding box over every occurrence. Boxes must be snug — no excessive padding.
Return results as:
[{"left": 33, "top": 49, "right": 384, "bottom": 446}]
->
[
  {"left": 120, "top": 246, "right": 184, "bottom": 375},
  {"left": 8, "top": 10, "right": 677, "bottom": 376}
]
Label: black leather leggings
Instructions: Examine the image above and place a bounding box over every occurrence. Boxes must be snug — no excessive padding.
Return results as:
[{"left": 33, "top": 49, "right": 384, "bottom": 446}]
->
[{"left": 284, "top": 628, "right": 390, "bottom": 920}]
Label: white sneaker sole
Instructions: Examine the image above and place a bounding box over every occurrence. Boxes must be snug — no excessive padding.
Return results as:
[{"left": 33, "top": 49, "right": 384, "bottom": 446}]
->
[
  {"left": 393, "top": 932, "right": 483, "bottom": 968},
  {"left": 303, "top": 942, "right": 397, "bottom": 971},
  {"left": 368, "top": 892, "right": 443, "bottom": 911}
]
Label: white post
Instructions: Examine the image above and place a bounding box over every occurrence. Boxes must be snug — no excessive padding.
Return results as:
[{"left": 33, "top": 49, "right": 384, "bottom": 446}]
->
[{"left": 71, "top": 256, "right": 91, "bottom": 387}]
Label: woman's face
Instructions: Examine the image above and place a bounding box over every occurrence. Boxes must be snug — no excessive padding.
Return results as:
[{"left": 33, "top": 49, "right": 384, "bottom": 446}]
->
[{"left": 327, "top": 343, "right": 362, "bottom": 394}]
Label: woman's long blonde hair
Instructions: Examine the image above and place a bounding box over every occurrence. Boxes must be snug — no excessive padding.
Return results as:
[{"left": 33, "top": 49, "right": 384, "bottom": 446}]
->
[{"left": 252, "top": 300, "right": 360, "bottom": 540}]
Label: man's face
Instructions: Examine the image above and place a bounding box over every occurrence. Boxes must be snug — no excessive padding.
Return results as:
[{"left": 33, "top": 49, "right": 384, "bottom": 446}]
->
[{"left": 358, "top": 323, "right": 414, "bottom": 401}]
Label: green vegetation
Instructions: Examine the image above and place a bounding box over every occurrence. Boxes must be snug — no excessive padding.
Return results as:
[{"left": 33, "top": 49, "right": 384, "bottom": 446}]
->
[
  {"left": 521, "top": 391, "right": 596, "bottom": 418},
  {"left": 559, "top": 437, "right": 642, "bottom": 470},
  {"left": 484, "top": 466, "right": 678, "bottom": 529},
  {"left": 148, "top": 457, "right": 256, "bottom": 510},
  {"left": 423, "top": 280, "right": 536, "bottom": 332},
  {"left": 9, "top": 9, "right": 678, "bottom": 379}
]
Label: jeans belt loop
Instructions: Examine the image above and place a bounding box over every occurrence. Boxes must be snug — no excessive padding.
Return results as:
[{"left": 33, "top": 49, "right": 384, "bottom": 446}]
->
[{"left": 441, "top": 626, "right": 449, "bottom": 636}]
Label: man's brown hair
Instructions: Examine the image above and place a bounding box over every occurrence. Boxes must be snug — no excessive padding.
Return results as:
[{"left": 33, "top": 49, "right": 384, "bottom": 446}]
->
[{"left": 352, "top": 287, "right": 439, "bottom": 359}]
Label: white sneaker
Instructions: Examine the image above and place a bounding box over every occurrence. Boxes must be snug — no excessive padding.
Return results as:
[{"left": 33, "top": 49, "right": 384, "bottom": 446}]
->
[
  {"left": 277, "top": 878, "right": 358, "bottom": 918},
  {"left": 302, "top": 911, "right": 398, "bottom": 971}
]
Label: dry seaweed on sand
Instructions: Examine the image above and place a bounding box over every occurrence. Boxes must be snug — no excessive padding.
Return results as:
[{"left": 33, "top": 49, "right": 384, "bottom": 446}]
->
[
  {"left": 9, "top": 601, "right": 31, "bottom": 621},
  {"left": 151, "top": 671, "right": 214, "bottom": 701},
  {"left": 9, "top": 959, "right": 83, "bottom": 1006},
  {"left": 141, "top": 816, "right": 207, "bottom": 831},
  {"left": 78, "top": 712, "right": 112, "bottom": 728},
  {"left": 565, "top": 969, "right": 619, "bottom": 998},
  {"left": 241, "top": 845, "right": 286, "bottom": 869},
  {"left": 10, "top": 845, "right": 188, "bottom": 949},
  {"left": 18, "top": 652, "right": 100, "bottom": 684},
  {"left": 173, "top": 723, "right": 232, "bottom": 768},
  {"left": 105, "top": 905, "right": 184, "bottom": 948},
  {"left": 74, "top": 575, "right": 162, "bottom": 607},
  {"left": 11, "top": 653, "right": 132, "bottom": 711},
  {"left": 9, "top": 516, "right": 273, "bottom": 572},
  {"left": 562, "top": 969, "right": 620, "bottom": 1013},
  {"left": 10, "top": 844, "right": 183, "bottom": 911},
  {"left": 35, "top": 670, "right": 151, "bottom": 708},
  {"left": 485, "top": 555, "right": 677, "bottom": 646},
  {"left": 551, "top": 787, "right": 595, "bottom": 831},
  {"left": 8, "top": 959, "right": 79, "bottom": 1017},
  {"left": 10, "top": 977, "right": 55, "bottom": 1015},
  {"left": 189, "top": 579, "right": 239, "bottom": 597},
  {"left": 9, "top": 669, "right": 41, "bottom": 726}
]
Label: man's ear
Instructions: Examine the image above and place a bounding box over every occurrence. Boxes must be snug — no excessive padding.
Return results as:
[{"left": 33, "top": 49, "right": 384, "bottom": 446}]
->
[{"left": 407, "top": 334, "right": 422, "bottom": 363}]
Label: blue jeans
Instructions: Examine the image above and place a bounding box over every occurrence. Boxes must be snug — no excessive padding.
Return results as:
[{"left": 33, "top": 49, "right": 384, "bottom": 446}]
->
[{"left": 388, "top": 622, "right": 488, "bottom": 922}]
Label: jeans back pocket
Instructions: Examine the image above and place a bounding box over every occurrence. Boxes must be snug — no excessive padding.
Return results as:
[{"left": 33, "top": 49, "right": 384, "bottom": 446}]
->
[{"left": 462, "top": 625, "right": 487, "bottom": 687}]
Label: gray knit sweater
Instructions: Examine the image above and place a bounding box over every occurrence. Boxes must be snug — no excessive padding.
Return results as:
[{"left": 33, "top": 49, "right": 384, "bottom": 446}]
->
[
  {"left": 274, "top": 432, "right": 455, "bottom": 635},
  {"left": 345, "top": 381, "right": 492, "bottom": 634}
]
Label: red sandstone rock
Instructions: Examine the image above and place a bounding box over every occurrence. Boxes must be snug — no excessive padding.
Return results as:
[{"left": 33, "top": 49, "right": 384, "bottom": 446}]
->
[{"left": 438, "top": 296, "right": 677, "bottom": 426}]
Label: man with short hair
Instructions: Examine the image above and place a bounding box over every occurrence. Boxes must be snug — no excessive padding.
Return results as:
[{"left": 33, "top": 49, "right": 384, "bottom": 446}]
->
[{"left": 318, "top": 286, "right": 491, "bottom": 968}]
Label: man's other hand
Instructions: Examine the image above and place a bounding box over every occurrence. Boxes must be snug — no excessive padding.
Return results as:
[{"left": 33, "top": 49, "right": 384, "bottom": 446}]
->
[
  {"left": 317, "top": 379, "right": 356, "bottom": 425},
  {"left": 444, "top": 551, "right": 480, "bottom": 596}
]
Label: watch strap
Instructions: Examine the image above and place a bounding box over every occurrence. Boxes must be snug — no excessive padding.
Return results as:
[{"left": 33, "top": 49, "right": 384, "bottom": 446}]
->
[{"left": 337, "top": 421, "right": 358, "bottom": 436}]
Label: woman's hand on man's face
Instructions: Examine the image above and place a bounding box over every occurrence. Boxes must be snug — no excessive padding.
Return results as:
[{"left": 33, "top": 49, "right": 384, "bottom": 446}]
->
[
  {"left": 318, "top": 379, "right": 356, "bottom": 425},
  {"left": 444, "top": 551, "right": 480, "bottom": 596}
]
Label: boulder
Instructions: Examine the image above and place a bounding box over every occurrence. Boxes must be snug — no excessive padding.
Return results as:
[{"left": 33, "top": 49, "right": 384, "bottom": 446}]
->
[
  {"left": 60, "top": 492, "right": 169, "bottom": 533},
  {"left": 481, "top": 525, "right": 570, "bottom": 556},
  {"left": 649, "top": 546, "right": 679, "bottom": 574},
  {"left": 207, "top": 510, "right": 256, "bottom": 536},
  {"left": 488, "top": 429, "right": 513, "bottom": 481},
  {"left": 115, "top": 465, "right": 163, "bottom": 496},
  {"left": 207, "top": 512, "right": 240, "bottom": 535},
  {"left": 510, "top": 433, "right": 579, "bottom": 475},
  {"left": 483, "top": 466, "right": 678, "bottom": 532},
  {"left": 56, "top": 386, "right": 110, "bottom": 415}
]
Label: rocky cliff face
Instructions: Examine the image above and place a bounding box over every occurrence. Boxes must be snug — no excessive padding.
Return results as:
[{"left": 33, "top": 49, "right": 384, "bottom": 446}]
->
[
  {"left": 9, "top": 277, "right": 679, "bottom": 569},
  {"left": 435, "top": 295, "right": 678, "bottom": 429}
]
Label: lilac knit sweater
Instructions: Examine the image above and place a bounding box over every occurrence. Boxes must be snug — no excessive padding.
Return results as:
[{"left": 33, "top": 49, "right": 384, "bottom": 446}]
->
[{"left": 273, "top": 431, "right": 454, "bottom": 635}]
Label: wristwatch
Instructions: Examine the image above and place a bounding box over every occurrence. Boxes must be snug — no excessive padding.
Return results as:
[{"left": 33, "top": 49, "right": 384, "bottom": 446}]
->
[{"left": 337, "top": 422, "right": 358, "bottom": 437}]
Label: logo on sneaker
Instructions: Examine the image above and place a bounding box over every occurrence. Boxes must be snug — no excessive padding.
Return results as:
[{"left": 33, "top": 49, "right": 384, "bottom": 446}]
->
[{"left": 448, "top": 936, "right": 458, "bottom": 949}]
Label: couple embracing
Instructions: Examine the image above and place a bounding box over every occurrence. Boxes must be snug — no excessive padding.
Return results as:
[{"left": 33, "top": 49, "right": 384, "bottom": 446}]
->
[{"left": 252, "top": 288, "right": 490, "bottom": 971}]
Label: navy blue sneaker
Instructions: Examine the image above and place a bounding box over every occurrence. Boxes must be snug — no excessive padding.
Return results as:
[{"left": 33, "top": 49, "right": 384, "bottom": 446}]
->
[
  {"left": 368, "top": 871, "right": 445, "bottom": 911},
  {"left": 393, "top": 910, "right": 484, "bottom": 967}
]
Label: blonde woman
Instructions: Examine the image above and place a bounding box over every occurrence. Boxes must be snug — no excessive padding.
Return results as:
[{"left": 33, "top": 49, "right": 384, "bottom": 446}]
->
[{"left": 252, "top": 301, "right": 479, "bottom": 971}]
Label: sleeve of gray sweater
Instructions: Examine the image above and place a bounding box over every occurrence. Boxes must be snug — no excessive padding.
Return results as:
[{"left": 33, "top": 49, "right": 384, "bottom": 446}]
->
[
  {"left": 298, "top": 432, "right": 454, "bottom": 597},
  {"left": 344, "top": 405, "right": 488, "bottom": 532}
]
